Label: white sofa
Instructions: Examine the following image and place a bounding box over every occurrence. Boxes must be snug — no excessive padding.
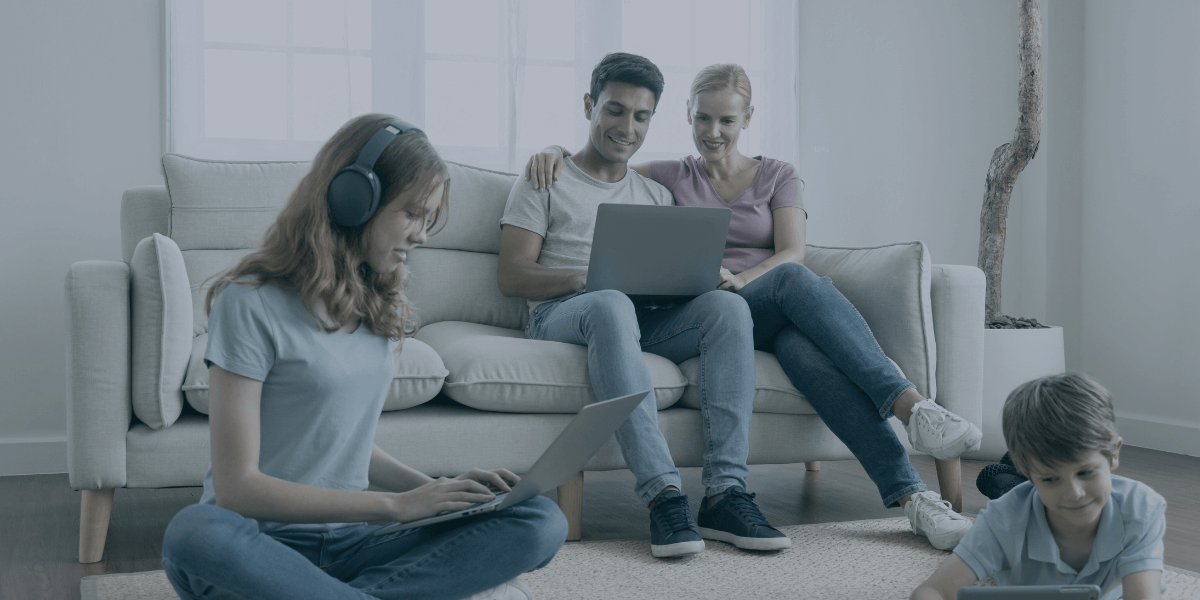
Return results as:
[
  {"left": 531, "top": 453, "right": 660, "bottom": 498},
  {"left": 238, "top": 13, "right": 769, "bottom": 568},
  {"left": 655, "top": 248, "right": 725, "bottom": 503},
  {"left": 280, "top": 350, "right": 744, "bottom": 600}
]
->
[{"left": 65, "top": 154, "right": 985, "bottom": 563}]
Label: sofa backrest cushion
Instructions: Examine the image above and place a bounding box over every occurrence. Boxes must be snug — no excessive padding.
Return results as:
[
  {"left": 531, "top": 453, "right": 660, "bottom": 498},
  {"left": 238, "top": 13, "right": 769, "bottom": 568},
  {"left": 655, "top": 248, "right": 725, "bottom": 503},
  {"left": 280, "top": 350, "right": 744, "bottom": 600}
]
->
[
  {"left": 424, "top": 161, "right": 518, "bottom": 254},
  {"left": 156, "top": 154, "right": 521, "bottom": 334},
  {"left": 129, "top": 234, "right": 191, "bottom": 430},
  {"left": 804, "top": 242, "right": 937, "bottom": 400}
]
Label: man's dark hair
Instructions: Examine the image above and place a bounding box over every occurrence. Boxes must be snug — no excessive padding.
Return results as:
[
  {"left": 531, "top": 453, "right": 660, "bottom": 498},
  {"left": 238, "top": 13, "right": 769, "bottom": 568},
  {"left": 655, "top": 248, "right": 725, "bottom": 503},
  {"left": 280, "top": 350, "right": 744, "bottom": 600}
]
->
[{"left": 589, "top": 52, "right": 665, "bottom": 110}]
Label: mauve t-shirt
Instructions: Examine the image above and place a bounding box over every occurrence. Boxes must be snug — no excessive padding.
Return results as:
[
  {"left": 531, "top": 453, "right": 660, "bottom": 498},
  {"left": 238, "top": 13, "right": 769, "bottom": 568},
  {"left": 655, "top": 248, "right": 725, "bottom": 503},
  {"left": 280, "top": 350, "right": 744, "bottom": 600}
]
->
[{"left": 649, "top": 155, "right": 804, "bottom": 274}]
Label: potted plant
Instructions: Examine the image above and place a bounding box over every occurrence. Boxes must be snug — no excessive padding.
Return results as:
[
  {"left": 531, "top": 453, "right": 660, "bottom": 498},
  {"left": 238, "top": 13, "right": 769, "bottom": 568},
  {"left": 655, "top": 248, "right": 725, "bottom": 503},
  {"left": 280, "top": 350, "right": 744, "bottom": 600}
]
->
[{"left": 968, "top": 0, "right": 1065, "bottom": 460}]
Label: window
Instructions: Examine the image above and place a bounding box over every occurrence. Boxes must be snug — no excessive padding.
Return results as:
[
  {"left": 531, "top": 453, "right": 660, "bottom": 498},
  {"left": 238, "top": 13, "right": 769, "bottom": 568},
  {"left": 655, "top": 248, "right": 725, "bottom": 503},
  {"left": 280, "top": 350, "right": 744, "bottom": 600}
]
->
[{"left": 168, "top": 0, "right": 800, "bottom": 171}]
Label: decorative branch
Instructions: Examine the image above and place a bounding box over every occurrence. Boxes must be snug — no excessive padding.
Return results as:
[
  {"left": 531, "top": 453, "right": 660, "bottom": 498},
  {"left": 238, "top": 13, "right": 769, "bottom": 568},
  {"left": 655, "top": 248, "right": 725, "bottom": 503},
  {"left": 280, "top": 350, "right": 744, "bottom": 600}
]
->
[{"left": 979, "top": 0, "right": 1043, "bottom": 323}]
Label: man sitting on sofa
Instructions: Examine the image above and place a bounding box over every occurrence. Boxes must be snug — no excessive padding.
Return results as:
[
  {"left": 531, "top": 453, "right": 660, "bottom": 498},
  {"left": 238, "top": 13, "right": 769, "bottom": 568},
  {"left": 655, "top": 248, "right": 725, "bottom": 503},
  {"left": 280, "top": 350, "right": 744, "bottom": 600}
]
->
[{"left": 496, "top": 52, "right": 790, "bottom": 559}]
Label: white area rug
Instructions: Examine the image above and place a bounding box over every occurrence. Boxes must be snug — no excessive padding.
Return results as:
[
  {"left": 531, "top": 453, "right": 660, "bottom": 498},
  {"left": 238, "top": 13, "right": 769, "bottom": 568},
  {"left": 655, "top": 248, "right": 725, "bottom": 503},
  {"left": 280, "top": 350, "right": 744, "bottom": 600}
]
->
[{"left": 81, "top": 517, "right": 1200, "bottom": 600}]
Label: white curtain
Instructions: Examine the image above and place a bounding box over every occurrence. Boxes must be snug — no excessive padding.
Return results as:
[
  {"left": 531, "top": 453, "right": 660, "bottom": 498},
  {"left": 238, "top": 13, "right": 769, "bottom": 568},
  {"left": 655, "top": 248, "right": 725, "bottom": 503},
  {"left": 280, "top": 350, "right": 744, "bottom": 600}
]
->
[{"left": 168, "top": 0, "right": 800, "bottom": 173}]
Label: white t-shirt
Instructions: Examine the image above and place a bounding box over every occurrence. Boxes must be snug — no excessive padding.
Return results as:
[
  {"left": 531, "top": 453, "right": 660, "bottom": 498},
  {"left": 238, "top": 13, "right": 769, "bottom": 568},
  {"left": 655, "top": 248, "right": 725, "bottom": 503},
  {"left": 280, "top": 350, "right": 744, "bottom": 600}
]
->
[
  {"left": 499, "top": 156, "right": 673, "bottom": 315},
  {"left": 198, "top": 278, "right": 398, "bottom": 532}
]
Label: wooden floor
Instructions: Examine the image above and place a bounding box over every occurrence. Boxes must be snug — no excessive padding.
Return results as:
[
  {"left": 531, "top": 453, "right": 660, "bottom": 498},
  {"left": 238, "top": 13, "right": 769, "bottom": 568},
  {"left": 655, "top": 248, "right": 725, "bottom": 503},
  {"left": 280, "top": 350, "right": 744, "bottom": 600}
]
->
[{"left": 1, "top": 446, "right": 1196, "bottom": 599}]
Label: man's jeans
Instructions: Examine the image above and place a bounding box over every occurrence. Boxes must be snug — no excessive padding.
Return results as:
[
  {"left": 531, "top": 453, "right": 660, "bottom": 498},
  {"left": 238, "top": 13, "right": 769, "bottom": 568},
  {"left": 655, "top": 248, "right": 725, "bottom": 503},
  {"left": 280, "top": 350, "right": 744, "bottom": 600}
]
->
[
  {"left": 738, "top": 262, "right": 927, "bottom": 508},
  {"left": 161, "top": 496, "right": 567, "bottom": 600},
  {"left": 526, "top": 289, "right": 756, "bottom": 505}
]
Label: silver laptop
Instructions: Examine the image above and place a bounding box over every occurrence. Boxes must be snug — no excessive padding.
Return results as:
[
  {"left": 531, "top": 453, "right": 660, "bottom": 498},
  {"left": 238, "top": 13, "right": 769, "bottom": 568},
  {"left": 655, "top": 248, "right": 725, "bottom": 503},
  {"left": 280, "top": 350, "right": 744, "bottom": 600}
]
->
[
  {"left": 957, "top": 585, "right": 1101, "bottom": 599},
  {"left": 586, "top": 204, "right": 731, "bottom": 304},
  {"left": 372, "top": 390, "right": 649, "bottom": 536}
]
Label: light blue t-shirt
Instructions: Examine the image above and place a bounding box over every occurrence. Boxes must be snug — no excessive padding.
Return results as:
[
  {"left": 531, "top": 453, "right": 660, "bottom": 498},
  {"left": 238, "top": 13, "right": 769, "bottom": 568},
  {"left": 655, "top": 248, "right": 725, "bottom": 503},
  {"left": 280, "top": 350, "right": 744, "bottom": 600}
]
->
[
  {"left": 198, "top": 279, "right": 398, "bottom": 532},
  {"left": 954, "top": 475, "right": 1167, "bottom": 600}
]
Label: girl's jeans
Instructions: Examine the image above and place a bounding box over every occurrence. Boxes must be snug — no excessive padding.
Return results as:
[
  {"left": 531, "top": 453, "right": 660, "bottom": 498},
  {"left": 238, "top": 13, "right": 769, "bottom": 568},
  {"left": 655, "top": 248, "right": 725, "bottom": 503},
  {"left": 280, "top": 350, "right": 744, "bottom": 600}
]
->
[
  {"left": 526, "top": 289, "right": 756, "bottom": 504},
  {"left": 738, "top": 262, "right": 926, "bottom": 508},
  {"left": 161, "top": 495, "right": 567, "bottom": 600}
]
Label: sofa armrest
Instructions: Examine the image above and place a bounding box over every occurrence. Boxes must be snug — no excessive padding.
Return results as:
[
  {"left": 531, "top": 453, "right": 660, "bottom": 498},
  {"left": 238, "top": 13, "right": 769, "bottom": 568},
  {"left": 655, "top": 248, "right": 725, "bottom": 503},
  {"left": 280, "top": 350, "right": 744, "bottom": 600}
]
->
[
  {"left": 929, "top": 264, "right": 985, "bottom": 427},
  {"left": 66, "top": 261, "right": 132, "bottom": 490}
]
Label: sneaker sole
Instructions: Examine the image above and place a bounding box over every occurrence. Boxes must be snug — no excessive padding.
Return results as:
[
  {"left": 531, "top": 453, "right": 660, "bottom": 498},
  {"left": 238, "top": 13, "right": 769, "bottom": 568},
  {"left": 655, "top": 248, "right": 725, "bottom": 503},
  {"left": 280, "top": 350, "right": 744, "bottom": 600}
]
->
[
  {"left": 651, "top": 539, "right": 705, "bottom": 558},
  {"left": 699, "top": 527, "right": 792, "bottom": 551},
  {"left": 920, "top": 428, "right": 984, "bottom": 461},
  {"left": 912, "top": 522, "right": 970, "bottom": 551}
]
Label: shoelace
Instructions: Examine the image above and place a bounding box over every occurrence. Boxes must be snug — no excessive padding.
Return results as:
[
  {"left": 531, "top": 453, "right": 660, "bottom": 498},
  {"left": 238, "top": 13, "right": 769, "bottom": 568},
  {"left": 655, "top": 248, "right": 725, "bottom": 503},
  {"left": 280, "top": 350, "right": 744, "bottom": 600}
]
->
[
  {"left": 651, "top": 495, "right": 694, "bottom": 533},
  {"left": 912, "top": 493, "right": 958, "bottom": 526},
  {"left": 719, "top": 489, "right": 771, "bottom": 528},
  {"left": 915, "top": 401, "right": 949, "bottom": 440}
]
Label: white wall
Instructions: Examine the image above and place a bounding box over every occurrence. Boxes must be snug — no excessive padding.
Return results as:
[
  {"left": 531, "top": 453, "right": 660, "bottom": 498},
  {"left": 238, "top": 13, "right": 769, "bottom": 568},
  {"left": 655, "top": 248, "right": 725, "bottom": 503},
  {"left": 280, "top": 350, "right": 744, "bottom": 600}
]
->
[
  {"left": 1, "top": 1, "right": 1195, "bottom": 476},
  {"left": 796, "top": 1, "right": 1018, "bottom": 269},
  {"left": 1078, "top": 0, "right": 1200, "bottom": 455},
  {"left": 0, "top": 1, "right": 164, "bottom": 474}
]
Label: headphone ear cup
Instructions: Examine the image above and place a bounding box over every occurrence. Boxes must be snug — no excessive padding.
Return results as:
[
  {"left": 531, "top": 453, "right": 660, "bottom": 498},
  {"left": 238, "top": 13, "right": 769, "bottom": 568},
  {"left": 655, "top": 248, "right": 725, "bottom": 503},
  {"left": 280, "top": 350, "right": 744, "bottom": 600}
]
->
[{"left": 327, "top": 166, "right": 381, "bottom": 227}]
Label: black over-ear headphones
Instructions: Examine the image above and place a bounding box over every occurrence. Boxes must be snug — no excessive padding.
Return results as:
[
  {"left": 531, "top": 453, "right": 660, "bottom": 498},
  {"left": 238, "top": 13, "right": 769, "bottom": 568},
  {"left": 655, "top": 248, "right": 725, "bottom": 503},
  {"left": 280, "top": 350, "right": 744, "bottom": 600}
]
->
[{"left": 327, "top": 119, "right": 426, "bottom": 228}]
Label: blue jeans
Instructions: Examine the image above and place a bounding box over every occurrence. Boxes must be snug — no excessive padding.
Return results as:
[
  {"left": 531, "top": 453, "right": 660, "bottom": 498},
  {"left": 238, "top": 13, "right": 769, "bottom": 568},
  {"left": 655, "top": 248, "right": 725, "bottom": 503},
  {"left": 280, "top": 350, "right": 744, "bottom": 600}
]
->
[
  {"left": 526, "top": 289, "right": 756, "bottom": 505},
  {"left": 161, "top": 496, "right": 567, "bottom": 600},
  {"left": 738, "top": 262, "right": 927, "bottom": 508}
]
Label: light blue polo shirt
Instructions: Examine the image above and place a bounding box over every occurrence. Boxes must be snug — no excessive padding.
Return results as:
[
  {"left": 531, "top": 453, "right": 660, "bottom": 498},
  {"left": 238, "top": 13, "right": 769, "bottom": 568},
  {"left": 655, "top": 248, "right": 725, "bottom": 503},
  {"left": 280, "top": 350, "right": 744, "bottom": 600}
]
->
[
  {"left": 198, "top": 278, "right": 399, "bottom": 532},
  {"left": 954, "top": 475, "right": 1167, "bottom": 600}
]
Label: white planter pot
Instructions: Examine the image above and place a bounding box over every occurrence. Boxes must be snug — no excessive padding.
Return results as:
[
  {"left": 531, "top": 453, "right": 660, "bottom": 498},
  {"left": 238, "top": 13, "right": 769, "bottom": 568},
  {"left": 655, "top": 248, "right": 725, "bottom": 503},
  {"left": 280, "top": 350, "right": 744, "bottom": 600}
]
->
[{"left": 963, "top": 326, "right": 1065, "bottom": 461}]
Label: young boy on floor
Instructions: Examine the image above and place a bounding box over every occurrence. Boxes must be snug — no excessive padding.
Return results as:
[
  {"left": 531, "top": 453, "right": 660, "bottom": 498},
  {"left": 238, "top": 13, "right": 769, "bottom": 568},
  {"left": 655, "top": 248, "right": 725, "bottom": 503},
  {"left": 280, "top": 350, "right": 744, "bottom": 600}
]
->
[{"left": 910, "top": 373, "right": 1167, "bottom": 600}]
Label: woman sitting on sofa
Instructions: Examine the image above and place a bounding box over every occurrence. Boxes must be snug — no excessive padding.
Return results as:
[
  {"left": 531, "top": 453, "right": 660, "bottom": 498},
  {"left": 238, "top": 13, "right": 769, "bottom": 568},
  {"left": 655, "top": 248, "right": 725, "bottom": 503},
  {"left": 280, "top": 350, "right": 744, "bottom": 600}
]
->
[
  {"left": 524, "top": 63, "right": 981, "bottom": 551},
  {"left": 161, "top": 113, "right": 566, "bottom": 600}
]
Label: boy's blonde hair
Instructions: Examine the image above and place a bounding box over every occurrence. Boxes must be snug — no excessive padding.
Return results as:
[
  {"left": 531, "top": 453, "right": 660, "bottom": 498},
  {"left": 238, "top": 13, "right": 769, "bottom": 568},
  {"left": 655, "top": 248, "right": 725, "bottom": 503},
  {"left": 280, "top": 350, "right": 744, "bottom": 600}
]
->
[{"left": 1002, "top": 372, "right": 1121, "bottom": 474}]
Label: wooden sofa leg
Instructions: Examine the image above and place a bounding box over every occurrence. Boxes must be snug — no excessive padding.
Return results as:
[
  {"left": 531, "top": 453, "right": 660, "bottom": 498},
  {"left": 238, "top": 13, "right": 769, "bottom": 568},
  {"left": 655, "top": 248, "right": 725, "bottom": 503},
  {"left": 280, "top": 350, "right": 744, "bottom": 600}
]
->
[
  {"left": 804, "top": 461, "right": 821, "bottom": 472},
  {"left": 934, "top": 458, "right": 963, "bottom": 513},
  {"left": 79, "top": 488, "right": 115, "bottom": 563},
  {"left": 557, "top": 472, "right": 584, "bottom": 541}
]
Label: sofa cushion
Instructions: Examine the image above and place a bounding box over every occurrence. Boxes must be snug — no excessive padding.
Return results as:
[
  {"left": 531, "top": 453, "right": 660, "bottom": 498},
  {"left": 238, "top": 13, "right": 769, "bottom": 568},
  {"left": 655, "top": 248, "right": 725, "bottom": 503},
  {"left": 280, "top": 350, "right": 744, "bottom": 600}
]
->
[
  {"left": 678, "top": 351, "right": 814, "bottom": 415},
  {"left": 415, "top": 321, "right": 687, "bottom": 413},
  {"left": 803, "top": 242, "right": 937, "bottom": 399},
  {"left": 129, "top": 234, "right": 191, "bottom": 429},
  {"left": 405, "top": 247, "right": 528, "bottom": 331},
  {"left": 424, "top": 162, "right": 517, "bottom": 254},
  {"left": 161, "top": 153, "right": 307, "bottom": 252},
  {"left": 182, "top": 334, "right": 447, "bottom": 414}
]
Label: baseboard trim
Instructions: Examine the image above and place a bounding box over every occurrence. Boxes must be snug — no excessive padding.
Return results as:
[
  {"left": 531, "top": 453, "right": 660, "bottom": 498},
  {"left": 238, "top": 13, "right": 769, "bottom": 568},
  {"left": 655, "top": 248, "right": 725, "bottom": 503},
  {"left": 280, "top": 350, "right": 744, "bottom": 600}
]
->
[
  {"left": 0, "top": 437, "right": 68, "bottom": 476},
  {"left": 1115, "top": 413, "right": 1200, "bottom": 458}
]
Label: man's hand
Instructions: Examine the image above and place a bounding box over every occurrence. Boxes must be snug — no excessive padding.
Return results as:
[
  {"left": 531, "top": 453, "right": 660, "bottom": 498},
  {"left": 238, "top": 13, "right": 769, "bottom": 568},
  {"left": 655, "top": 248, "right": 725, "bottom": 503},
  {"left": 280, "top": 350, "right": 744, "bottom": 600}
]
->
[
  {"left": 524, "top": 147, "right": 566, "bottom": 191},
  {"left": 455, "top": 468, "right": 520, "bottom": 494},
  {"left": 717, "top": 267, "right": 746, "bottom": 292}
]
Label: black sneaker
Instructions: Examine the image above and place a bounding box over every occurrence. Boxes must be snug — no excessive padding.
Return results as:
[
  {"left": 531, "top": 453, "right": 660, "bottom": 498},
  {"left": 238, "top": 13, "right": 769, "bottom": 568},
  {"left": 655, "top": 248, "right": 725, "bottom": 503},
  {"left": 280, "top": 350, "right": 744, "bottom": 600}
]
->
[
  {"left": 697, "top": 487, "right": 791, "bottom": 551},
  {"left": 648, "top": 490, "right": 704, "bottom": 558},
  {"left": 976, "top": 461, "right": 1028, "bottom": 500}
]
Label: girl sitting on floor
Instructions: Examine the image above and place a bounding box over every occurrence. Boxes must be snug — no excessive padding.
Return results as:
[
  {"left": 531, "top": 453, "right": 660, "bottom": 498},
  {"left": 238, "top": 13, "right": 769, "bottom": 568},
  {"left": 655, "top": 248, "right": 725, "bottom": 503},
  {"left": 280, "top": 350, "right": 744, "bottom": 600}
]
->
[{"left": 162, "top": 114, "right": 566, "bottom": 600}]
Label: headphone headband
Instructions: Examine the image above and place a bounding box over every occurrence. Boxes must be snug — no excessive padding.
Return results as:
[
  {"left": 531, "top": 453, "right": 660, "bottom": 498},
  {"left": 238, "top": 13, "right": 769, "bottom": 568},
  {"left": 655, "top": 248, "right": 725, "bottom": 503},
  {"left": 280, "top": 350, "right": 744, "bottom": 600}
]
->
[
  {"left": 327, "top": 119, "right": 426, "bottom": 228},
  {"left": 353, "top": 119, "right": 425, "bottom": 172}
]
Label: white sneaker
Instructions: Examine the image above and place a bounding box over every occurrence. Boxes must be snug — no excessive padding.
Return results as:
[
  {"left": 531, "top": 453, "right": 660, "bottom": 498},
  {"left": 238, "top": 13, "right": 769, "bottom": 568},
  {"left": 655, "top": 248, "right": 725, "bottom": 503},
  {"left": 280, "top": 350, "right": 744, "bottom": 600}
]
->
[
  {"left": 904, "top": 491, "right": 972, "bottom": 550},
  {"left": 459, "top": 578, "right": 533, "bottom": 600},
  {"left": 906, "top": 398, "right": 983, "bottom": 460}
]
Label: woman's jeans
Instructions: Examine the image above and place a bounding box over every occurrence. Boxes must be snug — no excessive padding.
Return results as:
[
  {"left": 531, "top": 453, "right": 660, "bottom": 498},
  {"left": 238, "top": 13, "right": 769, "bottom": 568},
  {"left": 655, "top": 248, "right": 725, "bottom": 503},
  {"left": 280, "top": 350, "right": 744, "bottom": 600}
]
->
[
  {"left": 526, "top": 289, "right": 756, "bottom": 505},
  {"left": 161, "top": 496, "right": 567, "bottom": 600},
  {"left": 738, "top": 262, "right": 926, "bottom": 508}
]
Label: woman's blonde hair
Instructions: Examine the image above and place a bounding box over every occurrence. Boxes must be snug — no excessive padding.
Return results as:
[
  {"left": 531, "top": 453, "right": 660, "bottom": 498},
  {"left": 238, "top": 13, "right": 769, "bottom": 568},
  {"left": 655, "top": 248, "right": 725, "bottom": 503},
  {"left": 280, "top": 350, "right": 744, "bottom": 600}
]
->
[
  {"left": 206, "top": 113, "right": 450, "bottom": 341},
  {"left": 688, "top": 63, "right": 752, "bottom": 109}
]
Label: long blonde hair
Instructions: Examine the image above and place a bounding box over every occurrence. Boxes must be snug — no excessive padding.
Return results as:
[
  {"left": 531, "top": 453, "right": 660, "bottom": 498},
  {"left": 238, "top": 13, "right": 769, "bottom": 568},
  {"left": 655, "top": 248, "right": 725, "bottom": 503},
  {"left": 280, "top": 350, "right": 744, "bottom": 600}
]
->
[{"left": 206, "top": 113, "right": 450, "bottom": 341}]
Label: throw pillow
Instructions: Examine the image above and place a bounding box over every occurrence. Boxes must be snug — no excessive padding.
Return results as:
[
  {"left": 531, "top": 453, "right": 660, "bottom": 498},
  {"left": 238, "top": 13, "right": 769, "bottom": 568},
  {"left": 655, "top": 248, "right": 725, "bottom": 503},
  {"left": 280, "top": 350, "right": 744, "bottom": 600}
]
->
[{"left": 130, "top": 233, "right": 192, "bottom": 430}]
